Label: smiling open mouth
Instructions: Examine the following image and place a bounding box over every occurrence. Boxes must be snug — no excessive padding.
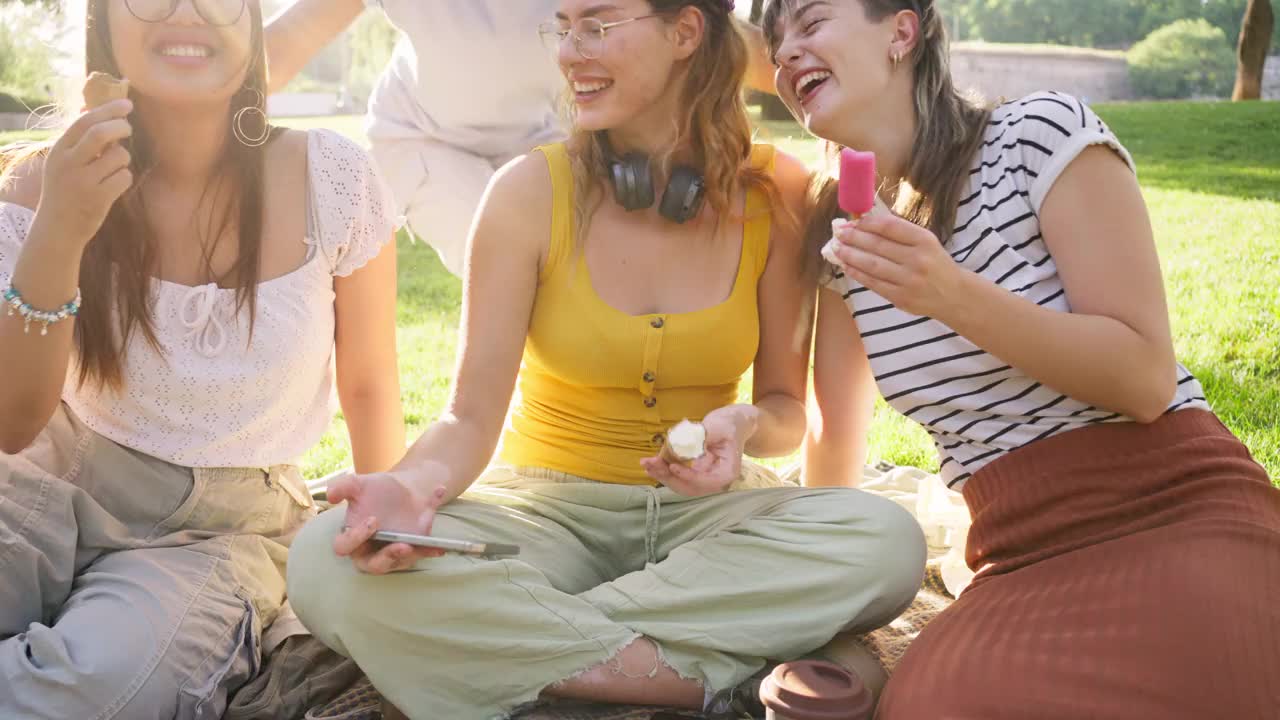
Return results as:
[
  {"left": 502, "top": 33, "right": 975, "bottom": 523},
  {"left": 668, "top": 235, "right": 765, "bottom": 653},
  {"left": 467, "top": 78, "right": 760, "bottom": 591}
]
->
[
  {"left": 572, "top": 78, "right": 614, "bottom": 99},
  {"left": 156, "top": 44, "right": 216, "bottom": 60},
  {"left": 795, "top": 70, "right": 832, "bottom": 103}
]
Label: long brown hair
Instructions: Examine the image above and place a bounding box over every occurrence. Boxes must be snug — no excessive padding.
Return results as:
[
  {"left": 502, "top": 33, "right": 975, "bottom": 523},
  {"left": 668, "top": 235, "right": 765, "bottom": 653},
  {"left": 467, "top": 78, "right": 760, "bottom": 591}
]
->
[
  {"left": 565, "top": 0, "right": 783, "bottom": 244},
  {"left": 763, "top": 0, "right": 992, "bottom": 262},
  {"left": 0, "top": 0, "right": 273, "bottom": 390}
]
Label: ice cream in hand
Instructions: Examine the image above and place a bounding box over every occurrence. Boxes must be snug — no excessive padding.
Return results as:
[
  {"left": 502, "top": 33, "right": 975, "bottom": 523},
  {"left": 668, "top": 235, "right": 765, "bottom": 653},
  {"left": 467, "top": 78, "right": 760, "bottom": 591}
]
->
[
  {"left": 84, "top": 72, "right": 129, "bottom": 109},
  {"left": 823, "top": 148, "right": 878, "bottom": 268},
  {"left": 660, "top": 419, "right": 706, "bottom": 465},
  {"left": 838, "top": 148, "right": 876, "bottom": 218}
]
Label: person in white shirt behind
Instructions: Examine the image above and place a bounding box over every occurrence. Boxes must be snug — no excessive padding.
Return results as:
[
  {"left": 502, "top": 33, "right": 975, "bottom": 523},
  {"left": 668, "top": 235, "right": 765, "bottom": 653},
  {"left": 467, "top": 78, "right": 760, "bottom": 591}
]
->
[
  {"left": 265, "top": 0, "right": 779, "bottom": 277},
  {"left": 0, "top": 1, "right": 404, "bottom": 717}
]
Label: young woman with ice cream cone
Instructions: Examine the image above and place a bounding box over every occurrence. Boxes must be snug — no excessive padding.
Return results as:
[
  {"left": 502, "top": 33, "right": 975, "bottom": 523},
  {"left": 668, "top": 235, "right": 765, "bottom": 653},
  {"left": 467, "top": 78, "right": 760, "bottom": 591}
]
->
[
  {"left": 0, "top": 1, "right": 403, "bottom": 716},
  {"left": 285, "top": 2, "right": 926, "bottom": 718}
]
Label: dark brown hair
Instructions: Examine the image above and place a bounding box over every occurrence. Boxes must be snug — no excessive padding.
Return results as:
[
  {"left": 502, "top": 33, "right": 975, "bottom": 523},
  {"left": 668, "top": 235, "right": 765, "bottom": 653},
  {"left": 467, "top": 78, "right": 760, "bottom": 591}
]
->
[
  {"left": 0, "top": 0, "right": 273, "bottom": 389},
  {"left": 763, "top": 0, "right": 992, "bottom": 261}
]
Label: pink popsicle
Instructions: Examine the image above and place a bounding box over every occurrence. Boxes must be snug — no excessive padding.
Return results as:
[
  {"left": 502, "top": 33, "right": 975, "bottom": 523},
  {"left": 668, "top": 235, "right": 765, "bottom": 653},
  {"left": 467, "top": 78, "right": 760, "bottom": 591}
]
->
[{"left": 839, "top": 148, "right": 877, "bottom": 218}]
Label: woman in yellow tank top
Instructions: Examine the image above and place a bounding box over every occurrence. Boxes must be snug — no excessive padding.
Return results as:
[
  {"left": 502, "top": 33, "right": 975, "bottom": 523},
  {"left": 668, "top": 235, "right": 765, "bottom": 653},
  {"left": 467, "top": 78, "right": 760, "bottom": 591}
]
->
[{"left": 287, "top": 2, "right": 926, "bottom": 718}]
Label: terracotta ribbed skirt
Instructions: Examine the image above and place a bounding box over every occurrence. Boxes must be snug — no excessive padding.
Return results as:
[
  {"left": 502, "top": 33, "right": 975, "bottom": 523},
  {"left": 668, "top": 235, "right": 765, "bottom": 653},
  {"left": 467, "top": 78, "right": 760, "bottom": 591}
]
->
[{"left": 875, "top": 409, "right": 1280, "bottom": 719}]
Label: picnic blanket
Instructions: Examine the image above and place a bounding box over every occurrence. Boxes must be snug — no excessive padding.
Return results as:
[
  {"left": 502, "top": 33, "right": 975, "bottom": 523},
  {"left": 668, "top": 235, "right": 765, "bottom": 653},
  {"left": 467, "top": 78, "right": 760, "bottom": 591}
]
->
[{"left": 229, "top": 465, "right": 965, "bottom": 720}]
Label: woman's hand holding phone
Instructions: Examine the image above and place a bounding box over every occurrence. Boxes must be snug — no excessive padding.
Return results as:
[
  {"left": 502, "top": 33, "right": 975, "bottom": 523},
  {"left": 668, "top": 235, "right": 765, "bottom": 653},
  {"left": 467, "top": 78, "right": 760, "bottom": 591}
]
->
[{"left": 326, "top": 464, "right": 450, "bottom": 575}]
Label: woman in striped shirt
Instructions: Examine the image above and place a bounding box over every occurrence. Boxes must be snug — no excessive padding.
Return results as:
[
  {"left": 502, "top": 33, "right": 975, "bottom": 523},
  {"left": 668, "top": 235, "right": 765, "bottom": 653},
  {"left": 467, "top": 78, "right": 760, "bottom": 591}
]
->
[{"left": 764, "top": 0, "right": 1279, "bottom": 717}]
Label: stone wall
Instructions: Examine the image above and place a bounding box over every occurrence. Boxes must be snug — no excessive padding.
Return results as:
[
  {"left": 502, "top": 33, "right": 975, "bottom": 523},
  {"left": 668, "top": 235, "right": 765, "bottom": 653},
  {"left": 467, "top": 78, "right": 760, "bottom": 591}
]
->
[
  {"left": 951, "top": 44, "right": 1280, "bottom": 104},
  {"left": 950, "top": 43, "right": 1132, "bottom": 103}
]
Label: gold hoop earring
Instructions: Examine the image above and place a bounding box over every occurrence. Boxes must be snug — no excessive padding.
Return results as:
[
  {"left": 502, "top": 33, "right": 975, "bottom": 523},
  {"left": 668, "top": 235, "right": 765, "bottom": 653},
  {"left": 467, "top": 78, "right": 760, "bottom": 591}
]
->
[
  {"left": 891, "top": 51, "right": 903, "bottom": 69},
  {"left": 232, "top": 90, "right": 270, "bottom": 148}
]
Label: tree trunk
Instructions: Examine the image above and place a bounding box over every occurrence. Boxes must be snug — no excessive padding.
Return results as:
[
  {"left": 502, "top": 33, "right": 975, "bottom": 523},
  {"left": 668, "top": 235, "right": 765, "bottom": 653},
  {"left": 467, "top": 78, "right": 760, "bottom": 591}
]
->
[{"left": 1233, "top": 0, "right": 1275, "bottom": 100}]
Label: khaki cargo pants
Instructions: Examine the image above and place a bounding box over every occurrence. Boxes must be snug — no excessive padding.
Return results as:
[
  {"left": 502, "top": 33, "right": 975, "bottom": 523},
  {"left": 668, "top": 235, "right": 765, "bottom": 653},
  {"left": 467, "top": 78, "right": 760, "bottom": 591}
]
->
[{"left": 0, "top": 406, "right": 316, "bottom": 719}]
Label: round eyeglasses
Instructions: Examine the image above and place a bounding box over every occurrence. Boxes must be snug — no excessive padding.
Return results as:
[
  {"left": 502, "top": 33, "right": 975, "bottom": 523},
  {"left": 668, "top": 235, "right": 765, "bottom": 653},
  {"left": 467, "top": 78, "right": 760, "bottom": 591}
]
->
[
  {"left": 124, "top": 0, "right": 246, "bottom": 27},
  {"left": 538, "top": 15, "right": 661, "bottom": 60}
]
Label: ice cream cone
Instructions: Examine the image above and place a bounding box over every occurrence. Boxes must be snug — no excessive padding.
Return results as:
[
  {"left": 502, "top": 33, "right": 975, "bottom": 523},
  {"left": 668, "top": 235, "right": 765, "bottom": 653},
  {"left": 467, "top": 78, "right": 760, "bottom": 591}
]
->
[
  {"left": 84, "top": 72, "right": 129, "bottom": 109},
  {"left": 659, "top": 419, "right": 706, "bottom": 466}
]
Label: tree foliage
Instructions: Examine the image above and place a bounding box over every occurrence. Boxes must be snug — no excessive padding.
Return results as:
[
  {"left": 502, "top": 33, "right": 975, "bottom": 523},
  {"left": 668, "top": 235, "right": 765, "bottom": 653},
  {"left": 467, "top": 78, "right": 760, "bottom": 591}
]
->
[
  {"left": 347, "top": 8, "right": 398, "bottom": 102},
  {"left": 0, "top": 1, "right": 64, "bottom": 106},
  {"left": 936, "top": 0, "right": 1257, "bottom": 49},
  {"left": 1128, "top": 19, "right": 1237, "bottom": 98}
]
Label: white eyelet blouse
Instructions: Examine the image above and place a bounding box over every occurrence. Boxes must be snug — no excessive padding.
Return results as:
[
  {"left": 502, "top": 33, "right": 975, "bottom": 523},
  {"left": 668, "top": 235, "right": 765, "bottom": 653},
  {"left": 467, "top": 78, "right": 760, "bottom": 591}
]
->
[{"left": 0, "top": 129, "right": 396, "bottom": 468}]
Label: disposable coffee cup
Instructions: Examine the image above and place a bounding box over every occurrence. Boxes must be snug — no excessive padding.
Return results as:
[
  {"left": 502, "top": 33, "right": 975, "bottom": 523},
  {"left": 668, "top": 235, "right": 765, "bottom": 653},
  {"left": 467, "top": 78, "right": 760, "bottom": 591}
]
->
[{"left": 759, "top": 660, "right": 873, "bottom": 720}]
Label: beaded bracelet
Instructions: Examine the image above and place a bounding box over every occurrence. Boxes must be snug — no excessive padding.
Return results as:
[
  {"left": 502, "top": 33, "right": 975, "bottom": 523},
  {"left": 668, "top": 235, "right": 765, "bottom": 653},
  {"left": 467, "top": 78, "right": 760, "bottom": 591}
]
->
[{"left": 3, "top": 284, "right": 82, "bottom": 336}]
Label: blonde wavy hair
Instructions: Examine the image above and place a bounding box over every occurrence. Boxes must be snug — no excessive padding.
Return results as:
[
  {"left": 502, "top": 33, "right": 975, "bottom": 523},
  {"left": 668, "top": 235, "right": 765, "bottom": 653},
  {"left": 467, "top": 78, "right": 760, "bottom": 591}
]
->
[{"left": 563, "top": 0, "right": 785, "bottom": 245}]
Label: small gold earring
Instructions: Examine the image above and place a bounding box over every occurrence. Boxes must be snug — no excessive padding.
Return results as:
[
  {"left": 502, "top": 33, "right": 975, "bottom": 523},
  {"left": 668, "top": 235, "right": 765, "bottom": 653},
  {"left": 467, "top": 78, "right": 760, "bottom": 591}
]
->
[{"left": 891, "top": 51, "right": 903, "bottom": 68}]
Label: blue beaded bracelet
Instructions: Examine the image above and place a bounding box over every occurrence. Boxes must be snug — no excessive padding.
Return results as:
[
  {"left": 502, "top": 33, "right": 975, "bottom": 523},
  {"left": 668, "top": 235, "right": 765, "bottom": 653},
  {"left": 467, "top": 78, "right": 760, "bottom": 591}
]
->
[{"left": 3, "top": 284, "right": 81, "bottom": 336}]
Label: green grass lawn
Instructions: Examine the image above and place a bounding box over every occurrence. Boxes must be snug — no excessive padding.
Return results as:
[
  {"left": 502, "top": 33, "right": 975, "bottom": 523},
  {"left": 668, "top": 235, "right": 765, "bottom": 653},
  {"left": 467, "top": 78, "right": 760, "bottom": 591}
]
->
[{"left": 3, "top": 101, "right": 1276, "bottom": 483}]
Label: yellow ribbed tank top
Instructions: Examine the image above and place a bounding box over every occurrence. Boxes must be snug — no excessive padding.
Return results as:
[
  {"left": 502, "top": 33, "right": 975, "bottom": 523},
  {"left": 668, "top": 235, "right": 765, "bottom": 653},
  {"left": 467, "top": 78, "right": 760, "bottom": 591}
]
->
[{"left": 498, "top": 142, "right": 777, "bottom": 485}]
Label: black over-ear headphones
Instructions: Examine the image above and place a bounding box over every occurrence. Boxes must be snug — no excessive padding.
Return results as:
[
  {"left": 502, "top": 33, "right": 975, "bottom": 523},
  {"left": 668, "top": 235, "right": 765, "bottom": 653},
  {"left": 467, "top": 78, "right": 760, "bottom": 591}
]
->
[{"left": 598, "top": 133, "right": 706, "bottom": 224}]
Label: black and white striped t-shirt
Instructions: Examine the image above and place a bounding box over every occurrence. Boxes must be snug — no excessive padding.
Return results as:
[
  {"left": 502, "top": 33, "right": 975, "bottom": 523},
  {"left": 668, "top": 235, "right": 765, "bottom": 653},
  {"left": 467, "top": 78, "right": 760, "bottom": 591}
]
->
[{"left": 826, "top": 92, "right": 1211, "bottom": 489}]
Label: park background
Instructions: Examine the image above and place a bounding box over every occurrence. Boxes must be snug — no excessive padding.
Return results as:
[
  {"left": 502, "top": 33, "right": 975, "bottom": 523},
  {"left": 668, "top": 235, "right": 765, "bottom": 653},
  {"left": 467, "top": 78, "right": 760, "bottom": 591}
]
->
[{"left": 1, "top": 0, "right": 1276, "bottom": 484}]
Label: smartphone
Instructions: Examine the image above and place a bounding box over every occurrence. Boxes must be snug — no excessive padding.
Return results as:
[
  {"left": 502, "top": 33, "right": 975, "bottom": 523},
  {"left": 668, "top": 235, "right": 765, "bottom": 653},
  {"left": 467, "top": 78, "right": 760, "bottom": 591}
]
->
[{"left": 371, "top": 530, "right": 520, "bottom": 558}]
